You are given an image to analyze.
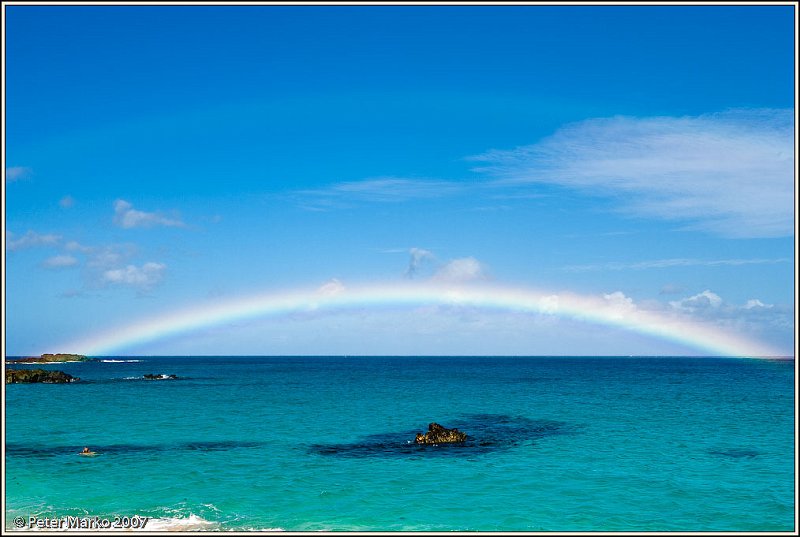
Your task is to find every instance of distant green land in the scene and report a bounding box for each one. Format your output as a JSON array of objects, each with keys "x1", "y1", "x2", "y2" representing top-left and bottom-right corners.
[{"x1": 7, "y1": 353, "x2": 91, "y2": 364}]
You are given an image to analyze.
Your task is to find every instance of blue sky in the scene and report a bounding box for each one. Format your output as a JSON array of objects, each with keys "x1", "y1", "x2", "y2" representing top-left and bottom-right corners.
[{"x1": 4, "y1": 4, "x2": 796, "y2": 356}]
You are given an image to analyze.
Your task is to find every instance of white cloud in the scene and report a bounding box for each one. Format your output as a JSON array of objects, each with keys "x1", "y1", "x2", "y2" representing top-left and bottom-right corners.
[
  {"x1": 59, "y1": 196, "x2": 75, "y2": 208},
  {"x1": 53, "y1": 240, "x2": 167, "y2": 293},
  {"x1": 432, "y1": 257, "x2": 488, "y2": 283},
  {"x1": 586, "y1": 288, "x2": 791, "y2": 350},
  {"x1": 113, "y1": 199, "x2": 184, "y2": 229},
  {"x1": 538, "y1": 295, "x2": 560, "y2": 314},
  {"x1": 471, "y1": 109, "x2": 794, "y2": 238},
  {"x1": 665, "y1": 289, "x2": 792, "y2": 340},
  {"x1": 6, "y1": 166, "x2": 32, "y2": 182},
  {"x1": 745, "y1": 299, "x2": 772, "y2": 310},
  {"x1": 43, "y1": 255, "x2": 78, "y2": 268},
  {"x1": 603, "y1": 291, "x2": 636, "y2": 318},
  {"x1": 669, "y1": 290, "x2": 723, "y2": 312},
  {"x1": 6, "y1": 230, "x2": 61, "y2": 251},
  {"x1": 102, "y1": 262, "x2": 166, "y2": 290}
]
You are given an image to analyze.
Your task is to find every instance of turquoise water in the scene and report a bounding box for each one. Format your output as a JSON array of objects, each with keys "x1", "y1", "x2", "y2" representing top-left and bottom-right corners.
[{"x1": 4, "y1": 356, "x2": 795, "y2": 531}]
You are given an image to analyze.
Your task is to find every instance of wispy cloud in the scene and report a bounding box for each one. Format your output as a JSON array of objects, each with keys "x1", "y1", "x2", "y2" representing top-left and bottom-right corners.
[
  {"x1": 56, "y1": 240, "x2": 168, "y2": 293},
  {"x1": 102, "y1": 262, "x2": 166, "y2": 290},
  {"x1": 65, "y1": 240, "x2": 94, "y2": 253},
  {"x1": 6, "y1": 230, "x2": 61, "y2": 251},
  {"x1": 43, "y1": 254, "x2": 79, "y2": 268},
  {"x1": 406, "y1": 248, "x2": 435, "y2": 279},
  {"x1": 471, "y1": 109, "x2": 794, "y2": 238},
  {"x1": 295, "y1": 177, "x2": 464, "y2": 210},
  {"x1": 113, "y1": 199, "x2": 185, "y2": 229},
  {"x1": 317, "y1": 278, "x2": 346, "y2": 296},
  {"x1": 59, "y1": 196, "x2": 75, "y2": 208},
  {"x1": 659, "y1": 283, "x2": 685, "y2": 296},
  {"x1": 85, "y1": 243, "x2": 139, "y2": 271},
  {"x1": 564, "y1": 257, "x2": 791, "y2": 272},
  {"x1": 5, "y1": 166, "x2": 32, "y2": 182}
]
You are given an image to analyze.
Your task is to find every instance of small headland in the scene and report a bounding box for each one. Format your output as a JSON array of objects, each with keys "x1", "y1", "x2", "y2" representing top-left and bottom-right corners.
[{"x1": 7, "y1": 353, "x2": 94, "y2": 364}]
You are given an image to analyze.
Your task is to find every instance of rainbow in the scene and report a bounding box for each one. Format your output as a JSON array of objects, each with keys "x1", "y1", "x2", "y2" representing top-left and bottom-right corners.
[
  {"x1": 59, "y1": 281, "x2": 780, "y2": 357},
  {"x1": 58, "y1": 282, "x2": 783, "y2": 357}
]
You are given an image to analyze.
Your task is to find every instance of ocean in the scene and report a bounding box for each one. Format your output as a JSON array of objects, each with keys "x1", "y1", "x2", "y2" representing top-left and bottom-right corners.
[{"x1": 4, "y1": 356, "x2": 795, "y2": 532}]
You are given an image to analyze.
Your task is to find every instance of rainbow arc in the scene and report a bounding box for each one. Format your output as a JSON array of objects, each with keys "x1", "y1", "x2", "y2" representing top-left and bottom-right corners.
[{"x1": 59, "y1": 283, "x2": 782, "y2": 357}]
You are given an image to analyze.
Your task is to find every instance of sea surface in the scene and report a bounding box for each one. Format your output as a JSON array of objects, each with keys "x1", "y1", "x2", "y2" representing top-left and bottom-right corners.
[{"x1": 4, "y1": 356, "x2": 795, "y2": 531}]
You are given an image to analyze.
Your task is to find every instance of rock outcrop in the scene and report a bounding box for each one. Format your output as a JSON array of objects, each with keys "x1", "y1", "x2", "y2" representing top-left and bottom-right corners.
[
  {"x1": 414, "y1": 422, "x2": 467, "y2": 444},
  {"x1": 143, "y1": 374, "x2": 178, "y2": 380},
  {"x1": 8, "y1": 353, "x2": 91, "y2": 363},
  {"x1": 6, "y1": 369, "x2": 78, "y2": 384}
]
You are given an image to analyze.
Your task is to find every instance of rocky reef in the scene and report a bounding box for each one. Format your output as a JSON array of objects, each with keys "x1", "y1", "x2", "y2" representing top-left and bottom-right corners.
[
  {"x1": 8, "y1": 353, "x2": 91, "y2": 364},
  {"x1": 143, "y1": 374, "x2": 178, "y2": 380},
  {"x1": 311, "y1": 414, "x2": 568, "y2": 458},
  {"x1": 414, "y1": 422, "x2": 468, "y2": 444},
  {"x1": 6, "y1": 369, "x2": 78, "y2": 384}
]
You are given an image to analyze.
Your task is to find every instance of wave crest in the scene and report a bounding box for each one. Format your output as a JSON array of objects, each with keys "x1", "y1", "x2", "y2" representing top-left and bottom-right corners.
[{"x1": 143, "y1": 514, "x2": 218, "y2": 531}]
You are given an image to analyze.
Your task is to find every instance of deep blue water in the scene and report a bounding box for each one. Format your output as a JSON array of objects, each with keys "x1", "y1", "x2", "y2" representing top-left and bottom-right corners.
[{"x1": 4, "y1": 356, "x2": 795, "y2": 531}]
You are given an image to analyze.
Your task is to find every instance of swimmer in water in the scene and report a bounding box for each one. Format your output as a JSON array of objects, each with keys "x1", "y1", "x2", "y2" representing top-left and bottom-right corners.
[{"x1": 79, "y1": 447, "x2": 96, "y2": 456}]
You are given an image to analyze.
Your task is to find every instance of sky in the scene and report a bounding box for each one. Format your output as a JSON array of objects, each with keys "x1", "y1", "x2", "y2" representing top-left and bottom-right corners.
[{"x1": 3, "y1": 3, "x2": 796, "y2": 357}]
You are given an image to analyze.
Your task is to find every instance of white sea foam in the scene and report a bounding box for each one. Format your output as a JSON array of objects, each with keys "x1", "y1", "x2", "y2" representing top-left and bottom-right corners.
[
  {"x1": 141, "y1": 514, "x2": 218, "y2": 531},
  {"x1": 100, "y1": 359, "x2": 143, "y2": 363}
]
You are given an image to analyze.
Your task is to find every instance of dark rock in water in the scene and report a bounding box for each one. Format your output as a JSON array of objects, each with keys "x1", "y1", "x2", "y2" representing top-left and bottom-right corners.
[
  {"x1": 414, "y1": 422, "x2": 467, "y2": 444},
  {"x1": 143, "y1": 373, "x2": 178, "y2": 380},
  {"x1": 8, "y1": 353, "x2": 92, "y2": 364},
  {"x1": 6, "y1": 369, "x2": 78, "y2": 384}
]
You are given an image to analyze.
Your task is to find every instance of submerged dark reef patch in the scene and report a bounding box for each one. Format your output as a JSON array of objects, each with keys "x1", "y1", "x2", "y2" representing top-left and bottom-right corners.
[
  {"x1": 708, "y1": 447, "x2": 762, "y2": 459},
  {"x1": 309, "y1": 414, "x2": 573, "y2": 458},
  {"x1": 5, "y1": 440, "x2": 264, "y2": 459}
]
